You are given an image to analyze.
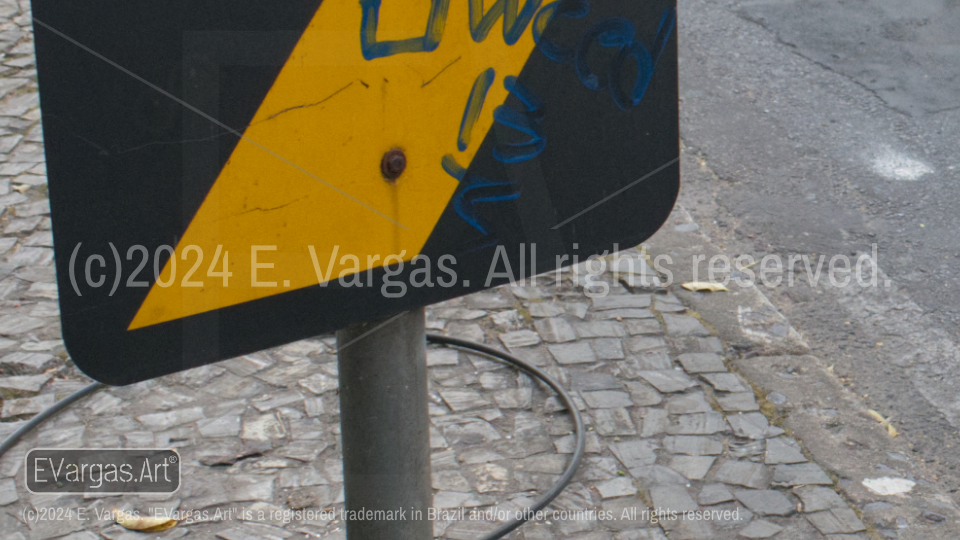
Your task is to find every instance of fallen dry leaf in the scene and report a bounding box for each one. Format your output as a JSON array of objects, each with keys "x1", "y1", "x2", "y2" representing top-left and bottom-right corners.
[
  {"x1": 867, "y1": 409, "x2": 899, "y2": 437},
  {"x1": 116, "y1": 511, "x2": 177, "y2": 532},
  {"x1": 681, "y1": 281, "x2": 728, "y2": 292}
]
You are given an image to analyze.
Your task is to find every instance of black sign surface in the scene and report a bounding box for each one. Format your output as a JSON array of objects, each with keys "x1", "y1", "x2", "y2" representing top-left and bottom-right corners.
[{"x1": 31, "y1": 0, "x2": 679, "y2": 384}]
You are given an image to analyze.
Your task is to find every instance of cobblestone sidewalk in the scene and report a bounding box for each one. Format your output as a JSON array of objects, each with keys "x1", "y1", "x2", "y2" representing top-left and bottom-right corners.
[{"x1": 0, "y1": 0, "x2": 872, "y2": 539}]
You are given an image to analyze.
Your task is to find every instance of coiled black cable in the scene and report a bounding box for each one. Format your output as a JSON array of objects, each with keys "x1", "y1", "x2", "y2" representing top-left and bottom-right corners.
[{"x1": 0, "y1": 335, "x2": 586, "y2": 540}]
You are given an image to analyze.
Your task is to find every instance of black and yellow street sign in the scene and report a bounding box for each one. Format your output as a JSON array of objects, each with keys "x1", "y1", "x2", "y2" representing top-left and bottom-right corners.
[{"x1": 33, "y1": 0, "x2": 679, "y2": 384}]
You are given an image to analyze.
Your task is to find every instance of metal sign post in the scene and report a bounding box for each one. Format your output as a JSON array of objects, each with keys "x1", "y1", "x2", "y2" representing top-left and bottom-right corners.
[{"x1": 336, "y1": 308, "x2": 431, "y2": 539}]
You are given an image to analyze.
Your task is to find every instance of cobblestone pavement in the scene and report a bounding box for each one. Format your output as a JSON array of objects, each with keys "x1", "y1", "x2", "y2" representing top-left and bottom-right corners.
[{"x1": 0, "y1": 1, "x2": 874, "y2": 539}]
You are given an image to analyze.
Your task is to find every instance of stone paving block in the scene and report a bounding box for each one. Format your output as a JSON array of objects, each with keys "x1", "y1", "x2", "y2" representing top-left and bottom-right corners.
[
  {"x1": 613, "y1": 528, "x2": 668, "y2": 540},
  {"x1": 773, "y1": 463, "x2": 833, "y2": 486},
  {"x1": 581, "y1": 390, "x2": 634, "y2": 409},
  {"x1": 713, "y1": 460, "x2": 771, "y2": 489},
  {"x1": 631, "y1": 464, "x2": 689, "y2": 487},
  {"x1": 795, "y1": 486, "x2": 846, "y2": 512},
  {"x1": 427, "y1": 348, "x2": 459, "y2": 366},
  {"x1": 667, "y1": 412, "x2": 728, "y2": 435},
  {"x1": 698, "y1": 484, "x2": 734, "y2": 505},
  {"x1": 728, "y1": 412, "x2": 786, "y2": 440},
  {"x1": 734, "y1": 489, "x2": 796, "y2": 516},
  {"x1": 499, "y1": 329, "x2": 541, "y2": 348},
  {"x1": 240, "y1": 414, "x2": 285, "y2": 441},
  {"x1": 609, "y1": 439, "x2": 658, "y2": 469},
  {"x1": 13, "y1": 198, "x2": 48, "y2": 216},
  {"x1": 661, "y1": 313, "x2": 711, "y2": 336},
  {"x1": 653, "y1": 296, "x2": 687, "y2": 313},
  {"x1": 24, "y1": 281, "x2": 57, "y2": 299},
  {"x1": 666, "y1": 392, "x2": 713, "y2": 414},
  {"x1": 765, "y1": 437, "x2": 808, "y2": 464},
  {"x1": 0, "y1": 314, "x2": 44, "y2": 335},
  {"x1": 592, "y1": 295, "x2": 651, "y2": 310},
  {"x1": 565, "y1": 302, "x2": 589, "y2": 318},
  {"x1": 623, "y1": 319, "x2": 662, "y2": 335},
  {"x1": 281, "y1": 440, "x2": 327, "y2": 462},
  {"x1": 436, "y1": 307, "x2": 487, "y2": 320},
  {"x1": 0, "y1": 190, "x2": 24, "y2": 205},
  {"x1": 535, "y1": 317, "x2": 577, "y2": 342},
  {"x1": 509, "y1": 346, "x2": 550, "y2": 366},
  {"x1": 667, "y1": 455, "x2": 715, "y2": 480},
  {"x1": 570, "y1": 371, "x2": 621, "y2": 391},
  {"x1": 472, "y1": 462, "x2": 510, "y2": 492},
  {"x1": 198, "y1": 415, "x2": 241, "y2": 437},
  {"x1": 594, "y1": 308, "x2": 655, "y2": 320},
  {"x1": 592, "y1": 408, "x2": 637, "y2": 436},
  {"x1": 493, "y1": 388, "x2": 532, "y2": 409},
  {"x1": 639, "y1": 409, "x2": 668, "y2": 436},
  {"x1": 650, "y1": 485, "x2": 698, "y2": 513},
  {"x1": 676, "y1": 352, "x2": 726, "y2": 373},
  {"x1": 663, "y1": 435, "x2": 723, "y2": 455},
  {"x1": 479, "y1": 371, "x2": 509, "y2": 389},
  {"x1": 5, "y1": 246, "x2": 52, "y2": 266},
  {"x1": 548, "y1": 342, "x2": 597, "y2": 364},
  {"x1": 520, "y1": 454, "x2": 569, "y2": 475},
  {"x1": 640, "y1": 352, "x2": 677, "y2": 372},
  {"x1": 738, "y1": 519, "x2": 784, "y2": 538},
  {"x1": 528, "y1": 302, "x2": 564, "y2": 317},
  {"x1": 1, "y1": 392, "x2": 52, "y2": 417},
  {"x1": 625, "y1": 335, "x2": 668, "y2": 353},
  {"x1": 448, "y1": 322, "x2": 485, "y2": 343},
  {"x1": 0, "y1": 373, "x2": 48, "y2": 393},
  {"x1": 590, "y1": 338, "x2": 625, "y2": 360},
  {"x1": 0, "y1": 477, "x2": 17, "y2": 505},
  {"x1": 701, "y1": 372, "x2": 749, "y2": 393},
  {"x1": 467, "y1": 292, "x2": 512, "y2": 309},
  {"x1": 716, "y1": 392, "x2": 760, "y2": 412},
  {"x1": 252, "y1": 391, "x2": 304, "y2": 411},
  {"x1": 657, "y1": 512, "x2": 718, "y2": 539},
  {"x1": 637, "y1": 370, "x2": 696, "y2": 392},
  {"x1": 439, "y1": 390, "x2": 492, "y2": 412},
  {"x1": 442, "y1": 419, "x2": 502, "y2": 445},
  {"x1": 624, "y1": 381, "x2": 662, "y2": 406},
  {"x1": 805, "y1": 507, "x2": 867, "y2": 534},
  {"x1": 596, "y1": 477, "x2": 638, "y2": 499},
  {"x1": 434, "y1": 490, "x2": 495, "y2": 508},
  {"x1": 573, "y1": 320, "x2": 626, "y2": 338}
]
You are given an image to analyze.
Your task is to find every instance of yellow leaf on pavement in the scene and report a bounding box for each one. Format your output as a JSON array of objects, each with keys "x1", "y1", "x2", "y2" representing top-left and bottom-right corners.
[
  {"x1": 681, "y1": 282, "x2": 729, "y2": 292},
  {"x1": 116, "y1": 511, "x2": 177, "y2": 532},
  {"x1": 867, "y1": 409, "x2": 899, "y2": 437}
]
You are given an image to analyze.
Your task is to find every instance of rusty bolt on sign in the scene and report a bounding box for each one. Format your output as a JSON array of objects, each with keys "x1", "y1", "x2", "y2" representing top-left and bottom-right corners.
[{"x1": 381, "y1": 149, "x2": 406, "y2": 181}]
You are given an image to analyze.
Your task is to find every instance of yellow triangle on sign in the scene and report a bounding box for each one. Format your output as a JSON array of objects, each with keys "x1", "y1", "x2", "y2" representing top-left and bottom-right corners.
[{"x1": 130, "y1": 0, "x2": 542, "y2": 330}]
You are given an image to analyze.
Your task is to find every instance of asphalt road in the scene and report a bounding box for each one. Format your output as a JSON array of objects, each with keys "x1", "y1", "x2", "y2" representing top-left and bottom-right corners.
[{"x1": 676, "y1": 0, "x2": 960, "y2": 495}]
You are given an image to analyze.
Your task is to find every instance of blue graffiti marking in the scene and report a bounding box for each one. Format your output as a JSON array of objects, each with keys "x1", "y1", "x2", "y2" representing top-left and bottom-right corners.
[
  {"x1": 609, "y1": 41, "x2": 654, "y2": 111},
  {"x1": 607, "y1": 9, "x2": 675, "y2": 110},
  {"x1": 574, "y1": 18, "x2": 635, "y2": 91},
  {"x1": 651, "y1": 8, "x2": 676, "y2": 64},
  {"x1": 533, "y1": 7, "x2": 675, "y2": 110},
  {"x1": 493, "y1": 76, "x2": 546, "y2": 163},
  {"x1": 441, "y1": 154, "x2": 467, "y2": 180},
  {"x1": 360, "y1": 0, "x2": 450, "y2": 60},
  {"x1": 532, "y1": 0, "x2": 590, "y2": 64},
  {"x1": 458, "y1": 68, "x2": 497, "y2": 151},
  {"x1": 453, "y1": 175, "x2": 521, "y2": 235},
  {"x1": 469, "y1": 0, "x2": 544, "y2": 45}
]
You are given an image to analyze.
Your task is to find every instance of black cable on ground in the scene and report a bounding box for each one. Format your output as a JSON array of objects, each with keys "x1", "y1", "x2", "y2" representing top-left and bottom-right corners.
[
  {"x1": 0, "y1": 381, "x2": 104, "y2": 455},
  {"x1": 0, "y1": 336, "x2": 585, "y2": 540},
  {"x1": 427, "y1": 334, "x2": 587, "y2": 540}
]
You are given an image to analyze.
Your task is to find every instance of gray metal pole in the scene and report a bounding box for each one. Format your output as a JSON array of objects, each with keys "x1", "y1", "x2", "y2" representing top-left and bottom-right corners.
[{"x1": 336, "y1": 308, "x2": 432, "y2": 540}]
